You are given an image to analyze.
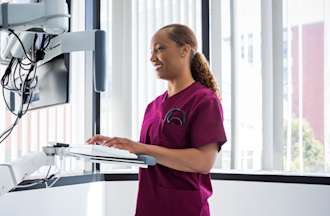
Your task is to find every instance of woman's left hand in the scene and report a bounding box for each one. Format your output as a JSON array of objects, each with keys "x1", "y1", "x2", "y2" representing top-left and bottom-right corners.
[{"x1": 103, "y1": 137, "x2": 146, "y2": 155}]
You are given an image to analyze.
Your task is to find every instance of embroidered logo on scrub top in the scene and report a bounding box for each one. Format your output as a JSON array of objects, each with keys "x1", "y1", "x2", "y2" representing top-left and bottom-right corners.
[{"x1": 164, "y1": 107, "x2": 186, "y2": 126}]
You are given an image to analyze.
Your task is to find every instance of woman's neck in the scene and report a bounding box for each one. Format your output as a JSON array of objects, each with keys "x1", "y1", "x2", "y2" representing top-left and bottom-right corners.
[{"x1": 167, "y1": 75, "x2": 195, "y2": 97}]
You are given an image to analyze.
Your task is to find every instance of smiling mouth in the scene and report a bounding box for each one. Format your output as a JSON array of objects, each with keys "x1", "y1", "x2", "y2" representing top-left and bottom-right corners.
[{"x1": 154, "y1": 65, "x2": 163, "y2": 71}]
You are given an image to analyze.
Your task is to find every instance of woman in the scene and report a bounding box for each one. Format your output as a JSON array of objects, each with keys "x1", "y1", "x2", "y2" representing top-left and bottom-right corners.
[{"x1": 87, "y1": 24, "x2": 227, "y2": 216}]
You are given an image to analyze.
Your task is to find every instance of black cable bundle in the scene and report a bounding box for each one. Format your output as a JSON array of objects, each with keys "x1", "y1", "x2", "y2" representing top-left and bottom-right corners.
[{"x1": 0, "y1": 29, "x2": 50, "y2": 144}]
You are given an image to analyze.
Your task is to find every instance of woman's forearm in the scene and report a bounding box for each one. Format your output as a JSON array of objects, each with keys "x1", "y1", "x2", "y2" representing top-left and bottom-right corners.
[{"x1": 140, "y1": 143, "x2": 216, "y2": 174}]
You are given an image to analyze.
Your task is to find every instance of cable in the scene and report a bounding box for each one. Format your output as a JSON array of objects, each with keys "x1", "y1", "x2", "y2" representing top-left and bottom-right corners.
[
  {"x1": 0, "y1": 117, "x2": 19, "y2": 138},
  {"x1": 14, "y1": 164, "x2": 54, "y2": 189},
  {"x1": 18, "y1": 59, "x2": 31, "y2": 66},
  {"x1": 7, "y1": 29, "x2": 36, "y2": 63},
  {"x1": 42, "y1": 35, "x2": 52, "y2": 50},
  {"x1": 0, "y1": 57, "x2": 36, "y2": 143},
  {"x1": 0, "y1": 60, "x2": 37, "y2": 117},
  {"x1": 1, "y1": 57, "x2": 15, "y2": 87},
  {"x1": 17, "y1": 64, "x2": 35, "y2": 115},
  {"x1": 45, "y1": 164, "x2": 52, "y2": 179},
  {"x1": 19, "y1": 61, "x2": 32, "y2": 71},
  {"x1": 0, "y1": 30, "x2": 41, "y2": 144},
  {"x1": 12, "y1": 60, "x2": 21, "y2": 91},
  {"x1": 1, "y1": 84, "x2": 19, "y2": 116},
  {"x1": 17, "y1": 61, "x2": 25, "y2": 84},
  {"x1": 14, "y1": 179, "x2": 45, "y2": 189},
  {"x1": 0, "y1": 73, "x2": 25, "y2": 143},
  {"x1": 0, "y1": 116, "x2": 19, "y2": 144}
]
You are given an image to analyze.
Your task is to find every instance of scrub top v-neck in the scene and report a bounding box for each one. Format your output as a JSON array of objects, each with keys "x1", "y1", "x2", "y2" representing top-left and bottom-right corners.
[{"x1": 135, "y1": 81, "x2": 227, "y2": 216}]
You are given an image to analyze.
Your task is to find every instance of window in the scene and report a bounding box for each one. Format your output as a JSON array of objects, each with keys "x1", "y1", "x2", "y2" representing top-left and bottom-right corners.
[
  {"x1": 99, "y1": 0, "x2": 330, "y2": 175},
  {"x1": 212, "y1": 0, "x2": 262, "y2": 170},
  {"x1": 211, "y1": 0, "x2": 330, "y2": 175},
  {"x1": 283, "y1": 0, "x2": 330, "y2": 173},
  {"x1": 210, "y1": 0, "x2": 232, "y2": 169}
]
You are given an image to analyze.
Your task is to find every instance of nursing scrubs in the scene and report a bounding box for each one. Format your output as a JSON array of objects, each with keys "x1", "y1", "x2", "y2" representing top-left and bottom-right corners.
[{"x1": 135, "y1": 81, "x2": 227, "y2": 216}]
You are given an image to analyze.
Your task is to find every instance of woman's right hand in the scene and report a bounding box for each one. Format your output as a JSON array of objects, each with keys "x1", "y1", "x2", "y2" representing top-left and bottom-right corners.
[{"x1": 86, "y1": 135, "x2": 111, "y2": 145}]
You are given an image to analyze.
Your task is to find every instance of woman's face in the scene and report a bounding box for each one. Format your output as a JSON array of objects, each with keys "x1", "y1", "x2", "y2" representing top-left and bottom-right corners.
[{"x1": 150, "y1": 30, "x2": 188, "y2": 80}]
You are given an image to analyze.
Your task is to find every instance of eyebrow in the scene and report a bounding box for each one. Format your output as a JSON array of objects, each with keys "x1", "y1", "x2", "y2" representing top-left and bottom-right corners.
[
  {"x1": 150, "y1": 42, "x2": 163, "y2": 50},
  {"x1": 151, "y1": 42, "x2": 160, "y2": 47}
]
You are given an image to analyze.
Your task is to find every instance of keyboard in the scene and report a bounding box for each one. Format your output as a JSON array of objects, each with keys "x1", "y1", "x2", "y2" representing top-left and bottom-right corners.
[{"x1": 69, "y1": 144, "x2": 138, "y2": 159}]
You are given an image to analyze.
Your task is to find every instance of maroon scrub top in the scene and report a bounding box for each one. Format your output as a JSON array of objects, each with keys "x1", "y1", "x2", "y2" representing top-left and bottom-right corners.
[{"x1": 135, "y1": 82, "x2": 227, "y2": 216}]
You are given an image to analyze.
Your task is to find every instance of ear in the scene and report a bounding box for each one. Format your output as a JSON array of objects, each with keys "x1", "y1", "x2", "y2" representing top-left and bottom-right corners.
[{"x1": 180, "y1": 44, "x2": 191, "y2": 58}]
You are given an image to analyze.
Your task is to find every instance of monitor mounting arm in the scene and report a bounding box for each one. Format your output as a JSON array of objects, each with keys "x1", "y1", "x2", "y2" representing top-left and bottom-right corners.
[{"x1": 0, "y1": 0, "x2": 69, "y2": 34}]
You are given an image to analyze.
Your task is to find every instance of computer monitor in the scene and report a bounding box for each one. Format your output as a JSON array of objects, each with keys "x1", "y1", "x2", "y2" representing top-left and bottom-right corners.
[
  {"x1": 8, "y1": 53, "x2": 70, "y2": 112},
  {"x1": 4, "y1": 0, "x2": 71, "y2": 113}
]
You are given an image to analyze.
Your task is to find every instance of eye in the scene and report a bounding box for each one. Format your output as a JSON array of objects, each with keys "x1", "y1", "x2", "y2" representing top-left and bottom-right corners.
[
  {"x1": 150, "y1": 45, "x2": 166, "y2": 56},
  {"x1": 155, "y1": 46, "x2": 165, "y2": 52}
]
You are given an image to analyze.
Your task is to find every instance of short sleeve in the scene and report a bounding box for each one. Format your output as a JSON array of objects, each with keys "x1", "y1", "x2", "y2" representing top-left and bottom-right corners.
[
  {"x1": 189, "y1": 96, "x2": 227, "y2": 151},
  {"x1": 139, "y1": 103, "x2": 152, "y2": 143}
]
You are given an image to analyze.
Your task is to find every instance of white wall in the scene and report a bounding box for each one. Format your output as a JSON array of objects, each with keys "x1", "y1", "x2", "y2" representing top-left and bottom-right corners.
[
  {"x1": 1, "y1": 180, "x2": 329, "y2": 216},
  {"x1": 209, "y1": 180, "x2": 330, "y2": 216},
  {"x1": 105, "y1": 181, "x2": 138, "y2": 216},
  {"x1": 105, "y1": 180, "x2": 330, "y2": 216}
]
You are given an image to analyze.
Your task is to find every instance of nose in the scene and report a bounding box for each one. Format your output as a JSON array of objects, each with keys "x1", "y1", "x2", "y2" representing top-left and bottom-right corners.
[{"x1": 150, "y1": 51, "x2": 157, "y2": 63}]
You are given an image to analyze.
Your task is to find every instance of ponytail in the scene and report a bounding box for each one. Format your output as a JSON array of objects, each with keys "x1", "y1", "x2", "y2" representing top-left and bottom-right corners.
[{"x1": 191, "y1": 52, "x2": 220, "y2": 97}]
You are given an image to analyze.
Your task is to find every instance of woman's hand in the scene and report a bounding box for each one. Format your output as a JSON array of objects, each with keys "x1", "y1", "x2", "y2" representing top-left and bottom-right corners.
[
  {"x1": 86, "y1": 135, "x2": 146, "y2": 155},
  {"x1": 86, "y1": 135, "x2": 111, "y2": 145},
  {"x1": 104, "y1": 137, "x2": 146, "y2": 155}
]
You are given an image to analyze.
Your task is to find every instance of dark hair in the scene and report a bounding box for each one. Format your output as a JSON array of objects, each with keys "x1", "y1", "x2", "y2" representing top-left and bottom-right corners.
[{"x1": 160, "y1": 24, "x2": 220, "y2": 97}]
